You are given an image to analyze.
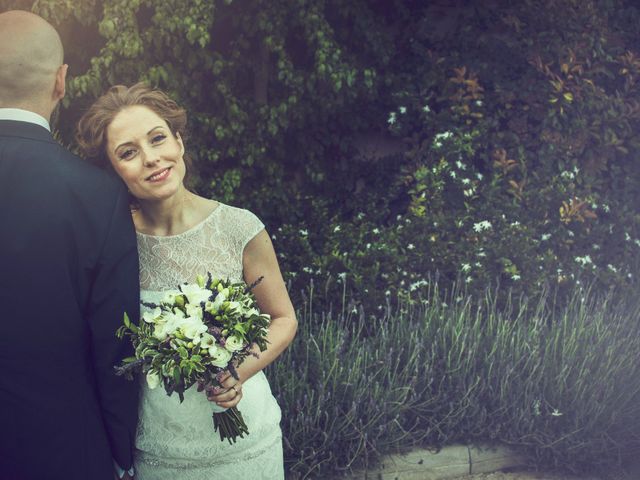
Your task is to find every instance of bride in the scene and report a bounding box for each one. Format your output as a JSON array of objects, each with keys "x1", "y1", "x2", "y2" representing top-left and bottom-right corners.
[{"x1": 76, "y1": 83, "x2": 297, "y2": 479}]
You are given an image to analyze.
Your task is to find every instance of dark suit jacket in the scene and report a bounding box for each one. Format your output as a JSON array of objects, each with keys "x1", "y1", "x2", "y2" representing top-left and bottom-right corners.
[{"x1": 0, "y1": 120, "x2": 140, "y2": 480}]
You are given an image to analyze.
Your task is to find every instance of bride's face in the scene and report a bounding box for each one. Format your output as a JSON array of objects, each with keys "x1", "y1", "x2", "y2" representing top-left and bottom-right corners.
[{"x1": 106, "y1": 105, "x2": 186, "y2": 203}]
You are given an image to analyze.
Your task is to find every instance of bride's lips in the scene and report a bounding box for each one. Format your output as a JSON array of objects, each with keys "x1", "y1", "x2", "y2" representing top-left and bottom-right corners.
[{"x1": 146, "y1": 167, "x2": 172, "y2": 182}]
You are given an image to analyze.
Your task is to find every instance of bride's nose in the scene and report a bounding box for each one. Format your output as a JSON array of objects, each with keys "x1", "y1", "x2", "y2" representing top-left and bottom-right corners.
[{"x1": 142, "y1": 147, "x2": 160, "y2": 167}]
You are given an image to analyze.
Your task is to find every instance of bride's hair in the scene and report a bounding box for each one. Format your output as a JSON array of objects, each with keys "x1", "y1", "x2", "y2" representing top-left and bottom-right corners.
[{"x1": 76, "y1": 82, "x2": 192, "y2": 173}]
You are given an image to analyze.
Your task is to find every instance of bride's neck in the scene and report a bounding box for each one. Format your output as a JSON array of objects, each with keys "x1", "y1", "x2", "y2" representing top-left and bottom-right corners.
[{"x1": 135, "y1": 189, "x2": 196, "y2": 236}]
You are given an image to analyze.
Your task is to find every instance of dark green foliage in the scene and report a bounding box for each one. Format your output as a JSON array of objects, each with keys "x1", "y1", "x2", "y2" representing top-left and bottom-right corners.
[{"x1": 6, "y1": 0, "x2": 640, "y2": 308}]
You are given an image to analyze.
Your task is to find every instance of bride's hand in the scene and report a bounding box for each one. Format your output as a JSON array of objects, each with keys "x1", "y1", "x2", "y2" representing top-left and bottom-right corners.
[{"x1": 206, "y1": 371, "x2": 243, "y2": 408}]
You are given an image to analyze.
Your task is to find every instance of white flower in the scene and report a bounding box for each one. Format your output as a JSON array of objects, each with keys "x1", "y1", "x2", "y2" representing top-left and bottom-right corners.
[
  {"x1": 372, "y1": 228, "x2": 380, "y2": 234},
  {"x1": 463, "y1": 189, "x2": 475, "y2": 197},
  {"x1": 551, "y1": 409, "x2": 563, "y2": 417},
  {"x1": 337, "y1": 272, "x2": 347, "y2": 281},
  {"x1": 387, "y1": 112, "x2": 397, "y2": 125},
  {"x1": 461, "y1": 263, "x2": 471, "y2": 273},
  {"x1": 185, "y1": 302, "x2": 203, "y2": 320},
  {"x1": 224, "y1": 335, "x2": 245, "y2": 352},
  {"x1": 333, "y1": 225, "x2": 341, "y2": 233},
  {"x1": 607, "y1": 264, "x2": 618, "y2": 273},
  {"x1": 407, "y1": 244, "x2": 415, "y2": 250},
  {"x1": 142, "y1": 307, "x2": 162, "y2": 324},
  {"x1": 434, "y1": 131, "x2": 453, "y2": 141},
  {"x1": 180, "y1": 283, "x2": 212, "y2": 305},
  {"x1": 473, "y1": 221, "x2": 492, "y2": 233},
  {"x1": 162, "y1": 289, "x2": 183, "y2": 305},
  {"x1": 423, "y1": 104, "x2": 431, "y2": 113},
  {"x1": 626, "y1": 232, "x2": 632, "y2": 241},
  {"x1": 461, "y1": 178, "x2": 471, "y2": 185},
  {"x1": 179, "y1": 316, "x2": 208, "y2": 341},
  {"x1": 541, "y1": 233, "x2": 551, "y2": 241},
  {"x1": 574, "y1": 255, "x2": 593, "y2": 267},
  {"x1": 476, "y1": 173, "x2": 483, "y2": 180},
  {"x1": 398, "y1": 106, "x2": 407, "y2": 114},
  {"x1": 450, "y1": 170, "x2": 457, "y2": 179},
  {"x1": 475, "y1": 100, "x2": 483, "y2": 106},
  {"x1": 456, "y1": 161, "x2": 467, "y2": 170},
  {"x1": 511, "y1": 274, "x2": 521, "y2": 281},
  {"x1": 146, "y1": 370, "x2": 162, "y2": 390},
  {"x1": 465, "y1": 276, "x2": 473, "y2": 283},
  {"x1": 208, "y1": 344, "x2": 233, "y2": 368},
  {"x1": 602, "y1": 204, "x2": 610, "y2": 213},
  {"x1": 561, "y1": 170, "x2": 575, "y2": 180},
  {"x1": 299, "y1": 229, "x2": 308, "y2": 236},
  {"x1": 200, "y1": 333, "x2": 216, "y2": 349}
]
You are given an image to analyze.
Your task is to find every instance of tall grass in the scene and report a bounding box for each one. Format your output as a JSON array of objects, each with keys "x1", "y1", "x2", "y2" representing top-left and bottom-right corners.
[{"x1": 266, "y1": 281, "x2": 640, "y2": 479}]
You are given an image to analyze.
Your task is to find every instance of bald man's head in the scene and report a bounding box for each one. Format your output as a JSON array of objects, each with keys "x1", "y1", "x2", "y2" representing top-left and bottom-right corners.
[{"x1": 0, "y1": 10, "x2": 65, "y2": 111}]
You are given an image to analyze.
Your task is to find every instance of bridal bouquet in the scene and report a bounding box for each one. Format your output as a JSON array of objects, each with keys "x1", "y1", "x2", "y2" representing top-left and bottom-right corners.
[{"x1": 115, "y1": 273, "x2": 271, "y2": 444}]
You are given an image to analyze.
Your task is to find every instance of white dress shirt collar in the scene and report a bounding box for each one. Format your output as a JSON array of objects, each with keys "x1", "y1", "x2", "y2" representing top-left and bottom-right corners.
[{"x1": 0, "y1": 108, "x2": 51, "y2": 132}]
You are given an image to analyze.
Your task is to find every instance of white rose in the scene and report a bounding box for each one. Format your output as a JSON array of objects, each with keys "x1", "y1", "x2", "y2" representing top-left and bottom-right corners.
[
  {"x1": 146, "y1": 370, "x2": 162, "y2": 389},
  {"x1": 142, "y1": 307, "x2": 162, "y2": 324},
  {"x1": 180, "y1": 283, "x2": 212, "y2": 305},
  {"x1": 224, "y1": 335, "x2": 245, "y2": 352},
  {"x1": 208, "y1": 344, "x2": 232, "y2": 368}
]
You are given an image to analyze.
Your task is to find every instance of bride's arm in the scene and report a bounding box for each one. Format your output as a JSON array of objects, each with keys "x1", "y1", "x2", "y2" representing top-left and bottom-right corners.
[{"x1": 208, "y1": 229, "x2": 297, "y2": 408}]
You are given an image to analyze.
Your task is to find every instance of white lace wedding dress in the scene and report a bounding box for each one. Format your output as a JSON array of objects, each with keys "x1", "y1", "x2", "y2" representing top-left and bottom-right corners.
[{"x1": 133, "y1": 203, "x2": 284, "y2": 480}]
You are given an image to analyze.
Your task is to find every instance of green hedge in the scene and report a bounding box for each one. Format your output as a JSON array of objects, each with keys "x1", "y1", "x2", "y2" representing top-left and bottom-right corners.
[
  {"x1": 4, "y1": 0, "x2": 640, "y2": 306},
  {"x1": 269, "y1": 280, "x2": 640, "y2": 478}
]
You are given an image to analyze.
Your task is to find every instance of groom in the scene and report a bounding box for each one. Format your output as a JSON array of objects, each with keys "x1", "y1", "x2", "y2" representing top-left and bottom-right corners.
[{"x1": 0, "y1": 11, "x2": 139, "y2": 480}]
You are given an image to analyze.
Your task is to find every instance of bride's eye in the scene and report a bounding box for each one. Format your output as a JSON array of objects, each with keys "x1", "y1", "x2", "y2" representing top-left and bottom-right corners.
[
  {"x1": 152, "y1": 134, "x2": 167, "y2": 143},
  {"x1": 119, "y1": 148, "x2": 136, "y2": 160}
]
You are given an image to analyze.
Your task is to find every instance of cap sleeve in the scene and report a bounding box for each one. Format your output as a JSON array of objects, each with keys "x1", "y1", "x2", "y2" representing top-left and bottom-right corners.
[{"x1": 240, "y1": 208, "x2": 265, "y2": 250}]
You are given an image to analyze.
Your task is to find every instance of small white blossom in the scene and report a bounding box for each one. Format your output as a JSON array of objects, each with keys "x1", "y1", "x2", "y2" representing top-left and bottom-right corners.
[
  {"x1": 337, "y1": 272, "x2": 347, "y2": 281},
  {"x1": 407, "y1": 243, "x2": 415, "y2": 250},
  {"x1": 551, "y1": 409, "x2": 563, "y2": 417},
  {"x1": 461, "y1": 178, "x2": 471, "y2": 185},
  {"x1": 541, "y1": 233, "x2": 551, "y2": 241},
  {"x1": 465, "y1": 276, "x2": 473, "y2": 283},
  {"x1": 592, "y1": 243, "x2": 600, "y2": 250},
  {"x1": 373, "y1": 228, "x2": 380, "y2": 234},
  {"x1": 607, "y1": 264, "x2": 618, "y2": 273},
  {"x1": 461, "y1": 263, "x2": 471, "y2": 273},
  {"x1": 450, "y1": 170, "x2": 457, "y2": 179},
  {"x1": 475, "y1": 100, "x2": 483, "y2": 107},
  {"x1": 423, "y1": 104, "x2": 431, "y2": 113},
  {"x1": 473, "y1": 221, "x2": 492, "y2": 233},
  {"x1": 602, "y1": 204, "x2": 610, "y2": 213},
  {"x1": 574, "y1": 255, "x2": 593, "y2": 267},
  {"x1": 299, "y1": 229, "x2": 308, "y2": 236},
  {"x1": 561, "y1": 170, "x2": 575, "y2": 181},
  {"x1": 511, "y1": 274, "x2": 521, "y2": 281},
  {"x1": 476, "y1": 173, "x2": 483, "y2": 180},
  {"x1": 456, "y1": 160, "x2": 467, "y2": 170},
  {"x1": 387, "y1": 112, "x2": 397, "y2": 125},
  {"x1": 464, "y1": 188, "x2": 475, "y2": 197},
  {"x1": 333, "y1": 225, "x2": 341, "y2": 232},
  {"x1": 510, "y1": 221, "x2": 520, "y2": 226},
  {"x1": 625, "y1": 232, "x2": 632, "y2": 241},
  {"x1": 398, "y1": 106, "x2": 407, "y2": 114},
  {"x1": 434, "y1": 131, "x2": 453, "y2": 141}
]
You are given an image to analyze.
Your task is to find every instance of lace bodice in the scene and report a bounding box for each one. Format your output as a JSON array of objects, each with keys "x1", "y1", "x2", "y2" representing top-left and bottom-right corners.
[
  {"x1": 133, "y1": 203, "x2": 284, "y2": 480},
  {"x1": 137, "y1": 202, "x2": 264, "y2": 290}
]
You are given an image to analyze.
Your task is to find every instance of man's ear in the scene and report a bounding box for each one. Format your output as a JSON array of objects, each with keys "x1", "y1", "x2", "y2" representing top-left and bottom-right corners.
[{"x1": 53, "y1": 64, "x2": 68, "y2": 102}]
